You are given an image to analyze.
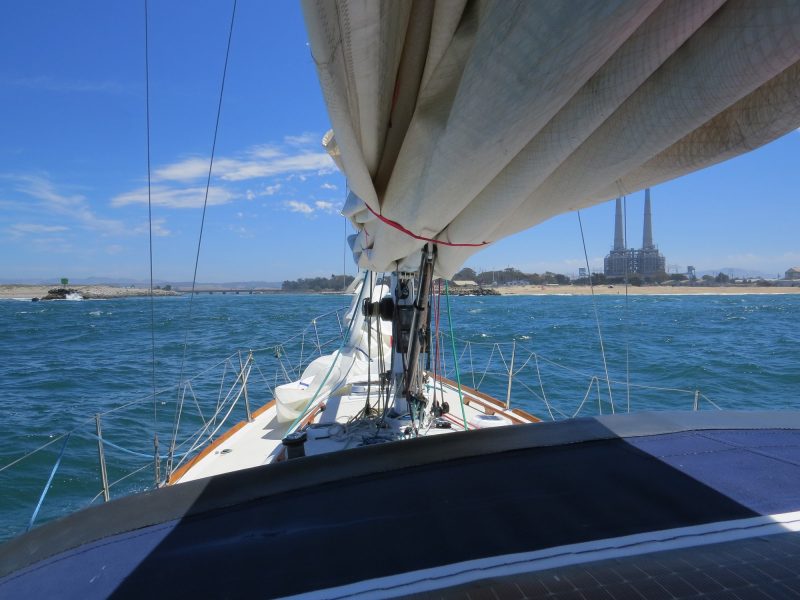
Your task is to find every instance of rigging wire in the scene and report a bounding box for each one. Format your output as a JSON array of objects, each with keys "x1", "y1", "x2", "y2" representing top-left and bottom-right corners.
[
  {"x1": 0, "y1": 433, "x2": 69, "y2": 475},
  {"x1": 432, "y1": 279, "x2": 442, "y2": 408},
  {"x1": 143, "y1": 0, "x2": 160, "y2": 481},
  {"x1": 577, "y1": 210, "x2": 615, "y2": 413},
  {"x1": 374, "y1": 276, "x2": 384, "y2": 421},
  {"x1": 343, "y1": 215, "x2": 347, "y2": 291},
  {"x1": 623, "y1": 195, "x2": 631, "y2": 413},
  {"x1": 444, "y1": 281, "x2": 469, "y2": 430},
  {"x1": 365, "y1": 271, "x2": 373, "y2": 416},
  {"x1": 168, "y1": 0, "x2": 238, "y2": 475}
]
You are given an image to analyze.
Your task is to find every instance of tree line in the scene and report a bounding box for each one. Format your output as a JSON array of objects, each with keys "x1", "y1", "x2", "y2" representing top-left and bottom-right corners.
[
  {"x1": 453, "y1": 267, "x2": 571, "y2": 286},
  {"x1": 282, "y1": 274, "x2": 355, "y2": 292},
  {"x1": 283, "y1": 268, "x2": 766, "y2": 291},
  {"x1": 454, "y1": 267, "x2": 772, "y2": 287}
]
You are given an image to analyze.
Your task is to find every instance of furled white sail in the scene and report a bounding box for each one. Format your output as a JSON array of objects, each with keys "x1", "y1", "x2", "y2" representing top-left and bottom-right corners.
[{"x1": 302, "y1": 0, "x2": 800, "y2": 277}]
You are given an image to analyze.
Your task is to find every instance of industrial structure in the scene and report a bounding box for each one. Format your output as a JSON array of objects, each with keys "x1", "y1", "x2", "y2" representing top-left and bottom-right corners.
[{"x1": 604, "y1": 189, "x2": 666, "y2": 280}]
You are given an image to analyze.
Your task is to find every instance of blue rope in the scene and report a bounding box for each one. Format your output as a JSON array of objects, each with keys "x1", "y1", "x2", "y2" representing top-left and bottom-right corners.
[{"x1": 28, "y1": 433, "x2": 71, "y2": 531}]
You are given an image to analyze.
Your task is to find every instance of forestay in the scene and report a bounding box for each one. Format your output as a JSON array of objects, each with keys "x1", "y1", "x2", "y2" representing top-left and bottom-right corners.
[{"x1": 302, "y1": 0, "x2": 800, "y2": 277}]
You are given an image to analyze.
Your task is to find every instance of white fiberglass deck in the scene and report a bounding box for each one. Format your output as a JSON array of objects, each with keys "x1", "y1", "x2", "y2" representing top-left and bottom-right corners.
[{"x1": 173, "y1": 374, "x2": 539, "y2": 484}]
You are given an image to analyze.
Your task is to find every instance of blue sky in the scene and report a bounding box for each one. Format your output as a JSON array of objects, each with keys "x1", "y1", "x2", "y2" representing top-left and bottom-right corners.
[{"x1": 1, "y1": 2, "x2": 799, "y2": 283}]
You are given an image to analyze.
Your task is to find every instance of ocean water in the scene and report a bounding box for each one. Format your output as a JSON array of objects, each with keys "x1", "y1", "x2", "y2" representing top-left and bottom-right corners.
[{"x1": 1, "y1": 292, "x2": 799, "y2": 541}]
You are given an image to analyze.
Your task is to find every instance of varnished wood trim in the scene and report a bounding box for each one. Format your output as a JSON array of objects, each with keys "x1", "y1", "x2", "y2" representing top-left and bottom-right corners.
[
  {"x1": 443, "y1": 412, "x2": 468, "y2": 430},
  {"x1": 511, "y1": 407, "x2": 541, "y2": 423},
  {"x1": 252, "y1": 399, "x2": 276, "y2": 419},
  {"x1": 168, "y1": 420, "x2": 248, "y2": 484},
  {"x1": 434, "y1": 374, "x2": 538, "y2": 425},
  {"x1": 436, "y1": 375, "x2": 505, "y2": 408},
  {"x1": 299, "y1": 402, "x2": 325, "y2": 428}
]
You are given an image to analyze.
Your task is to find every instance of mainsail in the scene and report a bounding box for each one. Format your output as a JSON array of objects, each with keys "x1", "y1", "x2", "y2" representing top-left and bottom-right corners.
[{"x1": 302, "y1": 0, "x2": 800, "y2": 277}]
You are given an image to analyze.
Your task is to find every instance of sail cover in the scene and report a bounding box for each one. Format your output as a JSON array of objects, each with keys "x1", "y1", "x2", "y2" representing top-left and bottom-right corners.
[{"x1": 302, "y1": 0, "x2": 800, "y2": 277}]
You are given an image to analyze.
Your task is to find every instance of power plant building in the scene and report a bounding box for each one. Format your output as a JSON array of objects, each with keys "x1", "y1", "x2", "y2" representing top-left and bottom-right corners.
[{"x1": 604, "y1": 189, "x2": 666, "y2": 280}]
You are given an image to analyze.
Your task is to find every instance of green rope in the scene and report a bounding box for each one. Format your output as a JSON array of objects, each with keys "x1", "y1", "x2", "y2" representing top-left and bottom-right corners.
[
  {"x1": 287, "y1": 270, "x2": 369, "y2": 433},
  {"x1": 444, "y1": 281, "x2": 469, "y2": 430}
]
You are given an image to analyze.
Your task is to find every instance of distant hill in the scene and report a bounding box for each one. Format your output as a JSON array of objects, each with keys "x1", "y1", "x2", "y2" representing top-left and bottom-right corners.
[
  {"x1": 0, "y1": 277, "x2": 282, "y2": 289},
  {"x1": 0, "y1": 276, "x2": 143, "y2": 286}
]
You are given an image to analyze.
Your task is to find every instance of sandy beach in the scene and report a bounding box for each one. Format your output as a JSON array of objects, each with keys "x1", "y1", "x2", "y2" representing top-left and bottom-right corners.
[
  {"x1": 496, "y1": 284, "x2": 800, "y2": 296},
  {"x1": 0, "y1": 285, "x2": 179, "y2": 300},
  {"x1": 3, "y1": 283, "x2": 799, "y2": 299}
]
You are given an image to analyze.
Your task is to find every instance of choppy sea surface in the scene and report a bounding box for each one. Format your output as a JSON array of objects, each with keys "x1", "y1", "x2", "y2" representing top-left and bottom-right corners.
[{"x1": 1, "y1": 292, "x2": 799, "y2": 541}]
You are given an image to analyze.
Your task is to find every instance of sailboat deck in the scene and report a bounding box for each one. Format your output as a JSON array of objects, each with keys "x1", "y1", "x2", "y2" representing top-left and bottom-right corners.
[
  {"x1": 173, "y1": 375, "x2": 538, "y2": 484},
  {"x1": 169, "y1": 401, "x2": 291, "y2": 483}
]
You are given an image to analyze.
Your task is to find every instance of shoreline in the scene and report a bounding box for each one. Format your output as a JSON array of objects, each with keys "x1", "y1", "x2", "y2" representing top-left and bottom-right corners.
[
  {"x1": 494, "y1": 284, "x2": 800, "y2": 296},
  {"x1": 0, "y1": 285, "x2": 180, "y2": 300},
  {"x1": 4, "y1": 283, "x2": 800, "y2": 299}
]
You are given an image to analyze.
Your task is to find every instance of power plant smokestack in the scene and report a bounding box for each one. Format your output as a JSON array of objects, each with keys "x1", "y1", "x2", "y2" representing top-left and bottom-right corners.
[
  {"x1": 606, "y1": 187, "x2": 666, "y2": 279},
  {"x1": 613, "y1": 197, "x2": 624, "y2": 250},
  {"x1": 643, "y1": 188, "x2": 653, "y2": 249}
]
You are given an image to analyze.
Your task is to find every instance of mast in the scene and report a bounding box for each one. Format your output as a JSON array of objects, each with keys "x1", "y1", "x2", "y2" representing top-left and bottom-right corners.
[
  {"x1": 643, "y1": 188, "x2": 654, "y2": 249},
  {"x1": 403, "y1": 245, "x2": 434, "y2": 401},
  {"x1": 364, "y1": 245, "x2": 436, "y2": 427}
]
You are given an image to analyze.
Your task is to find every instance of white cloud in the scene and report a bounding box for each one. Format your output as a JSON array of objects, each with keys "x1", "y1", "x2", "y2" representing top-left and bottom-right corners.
[
  {"x1": 111, "y1": 185, "x2": 235, "y2": 209},
  {"x1": 314, "y1": 200, "x2": 339, "y2": 215},
  {"x1": 152, "y1": 158, "x2": 209, "y2": 182},
  {"x1": 7, "y1": 174, "x2": 125, "y2": 235},
  {"x1": 152, "y1": 145, "x2": 335, "y2": 183},
  {"x1": 261, "y1": 184, "x2": 281, "y2": 196},
  {"x1": 320, "y1": 183, "x2": 338, "y2": 190},
  {"x1": 24, "y1": 236, "x2": 73, "y2": 253},
  {"x1": 153, "y1": 220, "x2": 171, "y2": 237},
  {"x1": 281, "y1": 199, "x2": 341, "y2": 217},
  {"x1": 284, "y1": 200, "x2": 315, "y2": 215},
  {"x1": 132, "y1": 218, "x2": 171, "y2": 237},
  {"x1": 8, "y1": 223, "x2": 68, "y2": 234},
  {"x1": 105, "y1": 244, "x2": 124, "y2": 255},
  {"x1": 284, "y1": 133, "x2": 319, "y2": 147},
  {"x1": 4, "y1": 76, "x2": 129, "y2": 94},
  {"x1": 246, "y1": 189, "x2": 255, "y2": 201},
  {"x1": 227, "y1": 224, "x2": 252, "y2": 238}
]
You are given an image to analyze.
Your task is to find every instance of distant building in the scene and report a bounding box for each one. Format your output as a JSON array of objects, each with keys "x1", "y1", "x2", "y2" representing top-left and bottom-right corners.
[
  {"x1": 786, "y1": 267, "x2": 800, "y2": 280},
  {"x1": 604, "y1": 189, "x2": 666, "y2": 280},
  {"x1": 452, "y1": 280, "x2": 478, "y2": 287}
]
